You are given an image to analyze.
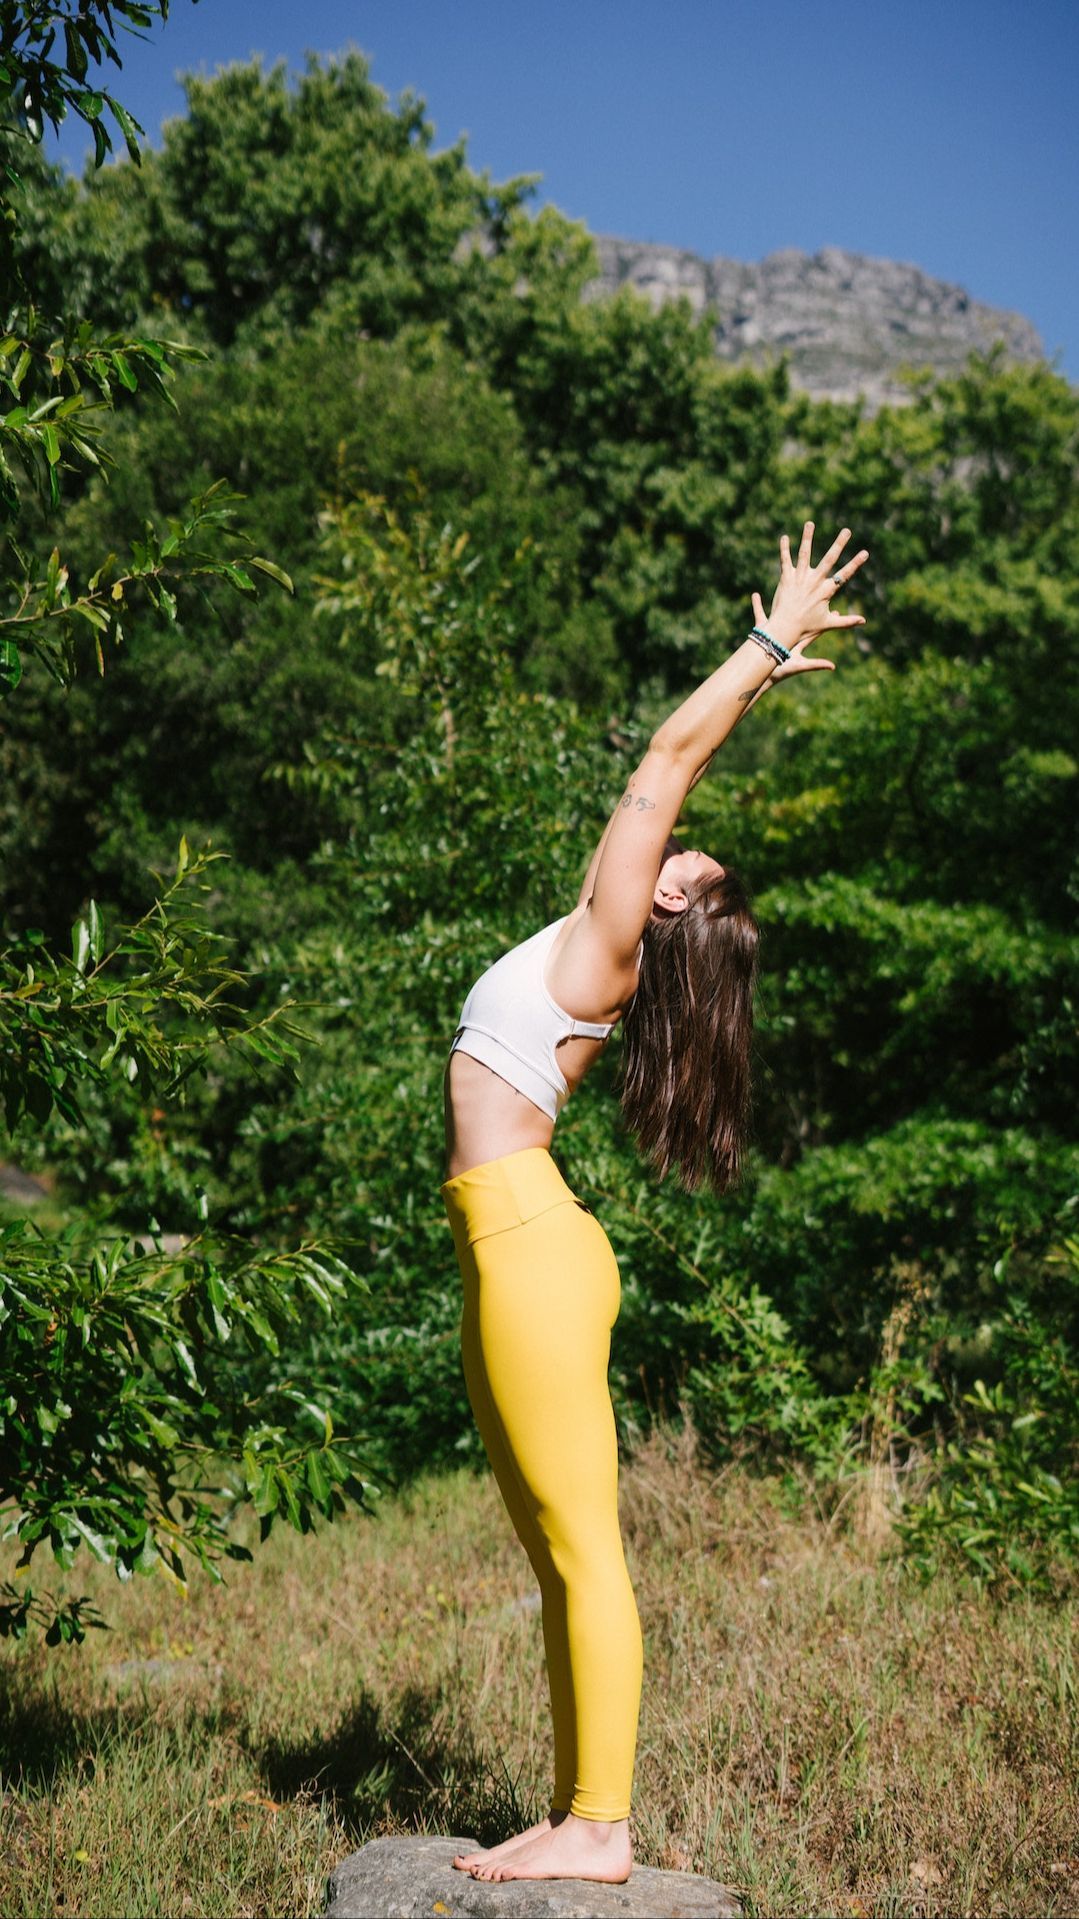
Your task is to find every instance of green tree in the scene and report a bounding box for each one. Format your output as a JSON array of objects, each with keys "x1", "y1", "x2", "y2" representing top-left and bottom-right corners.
[
  {"x1": 1, "y1": 5, "x2": 294, "y2": 700},
  {"x1": 0, "y1": 849, "x2": 370, "y2": 1643},
  {"x1": 18, "y1": 49, "x2": 535, "y2": 349},
  {"x1": 0, "y1": 3, "x2": 372, "y2": 1639},
  {"x1": 2, "y1": 20, "x2": 1076, "y2": 1590}
]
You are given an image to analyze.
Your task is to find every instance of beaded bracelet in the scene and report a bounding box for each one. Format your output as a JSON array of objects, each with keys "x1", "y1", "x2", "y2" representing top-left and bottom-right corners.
[{"x1": 747, "y1": 623, "x2": 791, "y2": 665}]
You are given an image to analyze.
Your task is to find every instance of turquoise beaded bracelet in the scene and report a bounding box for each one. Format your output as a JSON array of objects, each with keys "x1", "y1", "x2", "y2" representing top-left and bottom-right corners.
[{"x1": 748, "y1": 624, "x2": 791, "y2": 665}]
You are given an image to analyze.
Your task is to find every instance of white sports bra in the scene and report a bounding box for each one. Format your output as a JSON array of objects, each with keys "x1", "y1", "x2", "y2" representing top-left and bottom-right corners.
[{"x1": 449, "y1": 917, "x2": 614, "y2": 1122}]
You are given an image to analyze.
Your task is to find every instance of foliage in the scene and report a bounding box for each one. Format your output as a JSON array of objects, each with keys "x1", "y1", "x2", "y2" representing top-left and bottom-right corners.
[
  {"x1": 1, "y1": 42, "x2": 1076, "y2": 1595},
  {"x1": 900, "y1": 1237, "x2": 1079, "y2": 1590},
  {"x1": 0, "y1": 844, "x2": 305, "y2": 1137},
  {"x1": 0, "y1": 1219, "x2": 370, "y2": 1644},
  {"x1": 0, "y1": 2, "x2": 183, "y2": 174},
  {"x1": 0, "y1": 5, "x2": 378, "y2": 1640},
  {"x1": 0, "y1": 5, "x2": 297, "y2": 700},
  {"x1": 0, "y1": 848, "x2": 374, "y2": 1643},
  {"x1": 3, "y1": 1450, "x2": 1076, "y2": 1918},
  {"x1": 20, "y1": 48, "x2": 544, "y2": 350},
  {"x1": 0, "y1": 324, "x2": 611, "y2": 934},
  {"x1": 0, "y1": 318, "x2": 293, "y2": 696},
  {"x1": 304, "y1": 491, "x2": 610, "y2": 917}
]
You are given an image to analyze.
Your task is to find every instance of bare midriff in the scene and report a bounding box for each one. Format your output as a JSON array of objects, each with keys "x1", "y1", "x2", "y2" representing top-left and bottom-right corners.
[{"x1": 443, "y1": 1035, "x2": 611, "y2": 1181}]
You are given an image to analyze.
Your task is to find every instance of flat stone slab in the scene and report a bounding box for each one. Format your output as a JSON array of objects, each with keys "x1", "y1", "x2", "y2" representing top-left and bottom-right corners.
[
  {"x1": 102, "y1": 1656, "x2": 224, "y2": 1687},
  {"x1": 324, "y1": 1835, "x2": 740, "y2": 1918}
]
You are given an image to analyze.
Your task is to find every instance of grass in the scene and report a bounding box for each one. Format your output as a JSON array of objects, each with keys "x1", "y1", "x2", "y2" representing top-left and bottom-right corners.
[{"x1": 1, "y1": 1426, "x2": 1077, "y2": 1918}]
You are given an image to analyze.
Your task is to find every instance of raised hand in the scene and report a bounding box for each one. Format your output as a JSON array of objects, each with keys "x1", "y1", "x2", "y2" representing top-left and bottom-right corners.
[{"x1": 750, "y1": 521, "x2": 869, "y2": 682}]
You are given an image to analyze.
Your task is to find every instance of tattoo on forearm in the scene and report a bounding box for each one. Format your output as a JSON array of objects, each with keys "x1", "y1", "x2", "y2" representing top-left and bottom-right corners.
[
  {"x1": 620, "y1": 790, "x2": 656, "y2": 812},
  {"x1": 737, "y1": 687, "x2": 756, "y2": 704}
]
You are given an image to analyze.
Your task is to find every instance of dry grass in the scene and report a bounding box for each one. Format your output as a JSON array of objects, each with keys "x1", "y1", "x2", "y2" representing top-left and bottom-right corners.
[{"x1": 1, "y1": 1428, "x2": 1077, "y2": 1917}]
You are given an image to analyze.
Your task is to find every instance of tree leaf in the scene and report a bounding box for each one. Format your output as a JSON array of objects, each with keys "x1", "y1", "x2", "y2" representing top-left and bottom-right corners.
[
  {"x1": 87, "y1": 900, "x2": 104, "y2": 965},
  {"x1": 111, "y1": 351, "x2": 138, "y2": 392},
  {"x1": 0, "y1": 638, "x2": 22, "y2": 695},
  {"x1": 305, "y1": 1450, "x2": 331, "y2": 1509},
  {"x1": 63, "y1": 22, "x2": 89, "y2": 82},
  {"x1": 107, "y1": 96, "x2": 144, "y2": 166},
  {"x1": 69, "y1": 1515, "x2": 112, "y2": 1563},
  {"x1": 70, "y1": 600, "x2": 110, "y2": 633},
  {"x1": 171, "y1": 1338, "x2": 201, "y2": 1392},
  {"x1": 248, "y1": 556, "x2": 294, "y2": 593},
  {"x1": 71, "y1": 918, "x2": 90, "y2": 976}
]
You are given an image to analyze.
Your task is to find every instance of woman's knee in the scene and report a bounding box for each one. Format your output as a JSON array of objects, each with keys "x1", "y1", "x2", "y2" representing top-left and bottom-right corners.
[{"x1": 540, "y1": 1513, "x2": 634, "y2": 1594}]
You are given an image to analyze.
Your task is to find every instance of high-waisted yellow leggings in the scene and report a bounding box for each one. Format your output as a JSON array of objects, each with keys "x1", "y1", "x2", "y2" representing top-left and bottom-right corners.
[{"x1": 442, "y1": 1147, "x2": 643, "y2": 1822}]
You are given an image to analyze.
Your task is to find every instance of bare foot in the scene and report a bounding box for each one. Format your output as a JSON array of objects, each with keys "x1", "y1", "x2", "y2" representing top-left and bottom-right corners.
[
  {"x1": 452, "y1": 1810, "x2": 567, "y2": 1872},
  {"x1": 468, "y1": 1812, "x2": 632, "y2": 1883}
]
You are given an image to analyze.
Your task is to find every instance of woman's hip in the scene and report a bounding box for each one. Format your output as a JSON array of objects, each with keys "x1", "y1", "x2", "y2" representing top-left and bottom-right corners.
[{"x1": 444, "y1": 1148, "x2": 620, "y2": 1330}]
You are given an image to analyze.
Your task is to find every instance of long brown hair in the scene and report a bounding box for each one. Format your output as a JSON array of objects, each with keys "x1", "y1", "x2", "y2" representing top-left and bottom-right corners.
[{"x1": 619, "y1": 869, "x2": 759, "y2": 1192}]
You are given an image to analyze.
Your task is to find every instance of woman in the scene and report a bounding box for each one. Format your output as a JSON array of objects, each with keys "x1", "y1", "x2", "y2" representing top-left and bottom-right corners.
[{"x1": 443, "y1": 523, "x2": 868, "y2": 1885}]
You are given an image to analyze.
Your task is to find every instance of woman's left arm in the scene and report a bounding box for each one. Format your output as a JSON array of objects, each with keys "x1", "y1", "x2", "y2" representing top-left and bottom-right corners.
[
  {"x1": 574, "y1": 522, "x2": 868, "y2": 939},
  {"x1": 575, "y1": 635, "x2": 774, "y2": 909}
]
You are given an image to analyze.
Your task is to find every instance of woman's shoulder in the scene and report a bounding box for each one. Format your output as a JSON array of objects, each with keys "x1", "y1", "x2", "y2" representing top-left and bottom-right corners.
[{"x1": 547, "y1": 901, "x2": 640, "y2": 1022}]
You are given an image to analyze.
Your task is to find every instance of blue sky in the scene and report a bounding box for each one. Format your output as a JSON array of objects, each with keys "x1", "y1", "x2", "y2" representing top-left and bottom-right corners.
[{"x1": 49, "y1": 0, "x2": 1079, "y2": 381}]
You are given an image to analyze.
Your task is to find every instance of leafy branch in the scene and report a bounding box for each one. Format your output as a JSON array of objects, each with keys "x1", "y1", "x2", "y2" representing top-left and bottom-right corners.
[
  {"x1": 0, "y1": 842, "x2": 309, "y2": 1132},
  {"x1": 0, "y1": 314, "x2": 293, "y2": 692},
  {"x1": 0, "y1": 1215, "x2": 372, "y2": 1643},
  {"x1": 0, "y1": 2, "x2": 188, "y2": 167}
]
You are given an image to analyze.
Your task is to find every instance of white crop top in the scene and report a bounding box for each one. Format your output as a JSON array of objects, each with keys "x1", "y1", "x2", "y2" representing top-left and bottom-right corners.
[{"x1": 449, "y1": 917, "x2": 614, "y2": 1122}]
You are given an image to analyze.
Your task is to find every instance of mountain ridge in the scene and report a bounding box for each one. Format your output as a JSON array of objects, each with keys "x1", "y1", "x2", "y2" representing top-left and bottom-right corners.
[{"x1": 585, "y1": 238, "x2": 1045, "y2": 405}]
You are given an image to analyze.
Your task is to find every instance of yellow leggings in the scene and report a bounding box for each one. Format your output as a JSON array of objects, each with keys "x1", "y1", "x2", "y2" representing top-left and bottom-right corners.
[{"x1": 442, "y1": 1147, "x2": 643, "y2": 1822}]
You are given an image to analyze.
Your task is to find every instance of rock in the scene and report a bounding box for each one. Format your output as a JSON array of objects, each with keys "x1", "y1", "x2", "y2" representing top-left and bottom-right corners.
[
  {"x1": 508, "y1": 1589, "x2": 543, "y2": 1615},
  {"x1": 126, "y1": 1230, "x2": 189, "y2": 1256},
  {"x1": 102, "y1": 1656, "x2": 224, "y2": 1688},
  {"x1": 0, "y1": 1161, "x2": 51, "y2": 1206},
  {"x1": 323, "y1": 1834, "x2": 740, "y2": 1918},
  {"x1": 585, "y1": 238, "x2": 1045, "y2": 406}
]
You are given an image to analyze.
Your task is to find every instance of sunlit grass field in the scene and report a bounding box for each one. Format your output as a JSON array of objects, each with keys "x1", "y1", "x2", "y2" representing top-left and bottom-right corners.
[{"x1": 2, "y1": 1429, "x2": 1076, "y2": 1918}]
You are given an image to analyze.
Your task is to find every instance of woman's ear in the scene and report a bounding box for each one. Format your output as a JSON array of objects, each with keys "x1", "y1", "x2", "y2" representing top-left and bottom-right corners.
[{"x1": 652, "y1": 879, "x2": 690, "y2": 916}]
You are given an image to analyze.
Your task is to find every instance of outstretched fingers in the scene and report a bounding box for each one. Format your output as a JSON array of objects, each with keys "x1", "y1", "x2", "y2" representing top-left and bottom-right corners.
[
  {"x1": 834, "y1": 545, "x2": 870, "y2": 587},
  {"x1": 762, "y1": 523, "x2": 870, "y2": 660},
  {"x1": 782, "y1": 524, "x2": 870, "y2": 585},
  {"x1": 816, "y1": 526, "x2": 852, "y2": 575}
]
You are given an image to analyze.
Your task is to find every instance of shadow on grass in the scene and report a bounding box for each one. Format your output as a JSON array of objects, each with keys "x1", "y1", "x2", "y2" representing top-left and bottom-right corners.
[
  {"x1": 0, "y1": 1658, "x2": 101, "y2": 1792},
  {"x1": 258, "y1": 1682, "x2": 534, "y2": 1847},
  {"x1": 0, "y1": 1656, "x2": 234, "y2": 1793},
  {"x1": 0, "y1": 1658, "x2": 532, "y2": 1849}
]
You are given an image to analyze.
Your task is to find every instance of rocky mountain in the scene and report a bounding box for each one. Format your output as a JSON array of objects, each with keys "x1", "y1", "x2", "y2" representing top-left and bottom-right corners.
[{"x1": 586, "y1": 239, "x2": 1044, "y2": 406}]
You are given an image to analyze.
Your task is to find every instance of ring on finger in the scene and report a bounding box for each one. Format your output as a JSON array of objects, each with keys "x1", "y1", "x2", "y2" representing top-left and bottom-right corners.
[{"x1": 831, "y1": 572, "x2": 844, "y2": 592}]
